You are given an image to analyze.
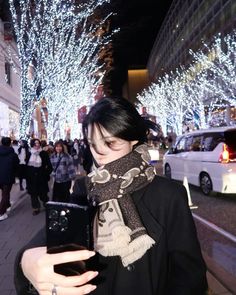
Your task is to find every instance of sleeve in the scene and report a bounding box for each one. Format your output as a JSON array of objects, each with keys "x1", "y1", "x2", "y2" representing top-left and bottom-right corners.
[
  {"x1": 70, "y1": 177, "x2": 88, "y2": 206},
  {"x1": 67, "y1": 156, "x2": 76, "y2": 180},
  {"x1": 166, "y1": 185, "x2": 208, "y2": 295},
  {"x1": 13, "y1": 153, "x2": 20, "y2": 178},
  {"x1": 14, "y1": 228, "x2": 46, "y2": 295},
  {"x1": 43, "y1": 152, "x2": 53, "y2": 176}
]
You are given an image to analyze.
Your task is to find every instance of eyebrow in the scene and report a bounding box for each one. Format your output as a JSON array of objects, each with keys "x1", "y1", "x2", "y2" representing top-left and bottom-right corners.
[{"x1": 87, "y1": 136, "x2": 114, "y2": 141}]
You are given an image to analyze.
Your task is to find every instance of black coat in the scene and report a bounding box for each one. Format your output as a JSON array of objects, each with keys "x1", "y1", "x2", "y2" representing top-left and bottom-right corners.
[
  {"x1": 0, "y1": 146, "x2": 19, "y2": 185},
  {"x1": 14, "y1": 176, "x2": 208, "y2": 295},
  {"x1": 26, "y1": 150, "x2": 52, "y2": 195}
]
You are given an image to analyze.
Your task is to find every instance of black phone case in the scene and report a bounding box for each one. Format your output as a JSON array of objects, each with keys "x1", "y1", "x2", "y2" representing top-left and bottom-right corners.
[{"x1": 45, "y1": 201, "x2": 95, "y2": 275}]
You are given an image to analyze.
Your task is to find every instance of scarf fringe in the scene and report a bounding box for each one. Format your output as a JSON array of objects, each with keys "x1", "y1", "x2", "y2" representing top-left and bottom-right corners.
[
  {"x1": 96, "y1": 233, "x2": 155, "y2": 266},
  {"x1": 121, "y1": 234, "x2": 155, "y2": 267},
  {"x1": 95, "y1": 225, "x2": 131, "y2": 254}
]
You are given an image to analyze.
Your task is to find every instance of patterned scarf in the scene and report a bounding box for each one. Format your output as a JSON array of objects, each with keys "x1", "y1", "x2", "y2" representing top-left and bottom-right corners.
[
  {"x1": 28, "y1": 147, "x2": 42, "y2": 167},
  {"x1": 86, "y1": 144, "x2": 156, "y2": 267}
]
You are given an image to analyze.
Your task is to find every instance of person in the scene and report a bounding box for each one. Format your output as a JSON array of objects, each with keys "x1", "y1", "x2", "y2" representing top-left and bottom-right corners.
[
  {"x1": 71, "y1": 138, "x2": 83, "y2": 174},
  {"x1": 167, "y1": 128, "x2": 177, "y2": 149},
  {"x1": 26, "y1": 138, "x2": 52, "y2": 215},
  {"x1": 17, "y1": 139, "x2": 30, "y2": 191},
  {"x1": 0, "y1": 137, "x2": 19, "y2": 221},
  {"x1": 50, "y1": 140, "x2": 76, "y2": 202},
  {"x1": 81, "y1": 139, "x2": 93, "y2": 174},
  {"x1": 12, "y1": 139, "x2": 19, "y2": 154},
  {"x1": 14, "y1": 97, "x2": 208, "y2": 294}
]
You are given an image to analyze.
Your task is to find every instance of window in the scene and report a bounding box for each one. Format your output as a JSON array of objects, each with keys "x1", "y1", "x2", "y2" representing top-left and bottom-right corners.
[
  {"x1": 5, "y1": 62, "x2": 11, "y2": 85},
  {"x1": 185, "y1": 136, "x2": 193, "y2": 151},
  {"x1": 202, "y1": 133, "x2": 224, "y2": 151},
  {"x1": 191, "y1": 136, "x2": 202, "y2": 151},
  {"x1": 176, "y1": 137, "x2": 186, "y2": 153}
]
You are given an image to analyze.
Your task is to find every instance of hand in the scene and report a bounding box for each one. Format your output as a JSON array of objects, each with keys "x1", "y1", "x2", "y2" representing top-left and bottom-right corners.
[
  {"x1": 21, "y1": 247, "x2": 98, "y2": 295},
  {"x1": 70, "y1": 180, "x2": 75, "y2": 193}
]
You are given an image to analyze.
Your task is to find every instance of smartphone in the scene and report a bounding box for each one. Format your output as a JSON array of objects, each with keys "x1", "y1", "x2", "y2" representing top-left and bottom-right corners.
[{"x1": 45, "y1": 201, "x2": 95, "y2": 275}]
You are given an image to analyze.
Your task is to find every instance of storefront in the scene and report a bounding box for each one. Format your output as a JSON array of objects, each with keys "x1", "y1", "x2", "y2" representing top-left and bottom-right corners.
[{"x1": 0, "y1": 101, "x2": 20, "y2": 139}]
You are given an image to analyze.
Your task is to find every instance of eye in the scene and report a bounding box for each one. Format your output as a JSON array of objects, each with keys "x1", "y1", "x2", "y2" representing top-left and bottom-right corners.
[{"x1": 104, "y1": 141, "x2": 114, "y2": 148}]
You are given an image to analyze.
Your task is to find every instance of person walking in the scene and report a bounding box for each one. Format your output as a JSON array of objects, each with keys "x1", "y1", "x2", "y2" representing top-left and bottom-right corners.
[
  {"x1": 50, "y1": 141, "x2": 76, "y2": 202},
  {"x1": 17, "y1": 139, "x2": 30, "y2": 191},
  {"x1": 26, "y1": 138, "x2": 52, "y2": 215},
  {"x1": 0, "y1": 137, "x2": 19, "y2": 221}
]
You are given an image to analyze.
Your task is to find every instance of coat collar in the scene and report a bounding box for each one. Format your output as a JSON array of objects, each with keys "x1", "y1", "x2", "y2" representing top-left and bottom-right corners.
[{"x1": 132, "y1": 181, "x2": 163, "y2": 244}]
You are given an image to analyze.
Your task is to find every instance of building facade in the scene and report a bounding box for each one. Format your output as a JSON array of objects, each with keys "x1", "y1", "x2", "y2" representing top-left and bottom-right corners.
[
  {"x1": 0, "y1": 18, "x2": 20, "y2": 139},
  {"x1": 148, "y1": 0, "x2": 236, "y2": 81}
]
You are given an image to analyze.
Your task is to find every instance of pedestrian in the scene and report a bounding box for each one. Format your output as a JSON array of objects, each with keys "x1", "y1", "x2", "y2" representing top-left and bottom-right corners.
[
  {"x1": 26, "y1": 138, "x2": 52, "y2": 215},
  {"x1": 17, "y1": 139, "x2": 30, "y2": 191},
  {"x1": 50, "y1": 140, "x2": 76, "y2": 202},
  {"x1": 14, "y1": 97, "x2": 208, "y2": 294},
  {"x1": 71, "y1": 138, "x2": 82, "y2": 173},
  {"x1": 11, "y1": 139, "x2": 19, "y2": 154},
  {"x1": 0, "y1": 137, "x2": 19, "y2": 221},
  {"x1": 167, "y1": 128, "x2": 177, "y2": 149},
  {"x1": 81, "y1": 140, "x2": 93, "y2": 174}
]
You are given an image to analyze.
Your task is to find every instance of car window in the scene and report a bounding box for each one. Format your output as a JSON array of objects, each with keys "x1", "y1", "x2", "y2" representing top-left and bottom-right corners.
[
  {"x1": 176, "y1": 137, "x2": 186, "y2": 153},
  {"x1": 202, "y1": 133, "x2": 224, "y2": 151},
  {"x1": 185, "y1": 136, "x2": 193, "y2": 151},
  {"x1": 191, "y1": 136, "x2": 202, "y2": 151}
]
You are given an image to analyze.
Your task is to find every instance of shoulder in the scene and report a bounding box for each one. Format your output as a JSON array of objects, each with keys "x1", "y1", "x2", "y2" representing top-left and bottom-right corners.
[
  {"x1": 63, "y1": 153, "x2": 73, "y2": 161},
  {"x1": 146, "y1": 175, "x2": 185, "y2": 194},
  {"x1": 141, "y1": 175, "x2": 188, "y2": 208},
  {"x1": 40, "y1": 150, "x2": 50, "y2": 159}
]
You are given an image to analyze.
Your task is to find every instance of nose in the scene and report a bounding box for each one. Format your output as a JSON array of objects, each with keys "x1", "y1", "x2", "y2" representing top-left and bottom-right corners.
[{"x1": 92, "y1": 143, "x2": 106, "y2": 155}]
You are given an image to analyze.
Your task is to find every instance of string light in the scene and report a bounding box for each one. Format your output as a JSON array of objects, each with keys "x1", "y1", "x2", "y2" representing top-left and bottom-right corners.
[
  {"x1": 138, "y1": 31, "x2": 236, "y2": 135},
  {"x1": 8, "y1": 0, "x2": 111, "y2": 140}
]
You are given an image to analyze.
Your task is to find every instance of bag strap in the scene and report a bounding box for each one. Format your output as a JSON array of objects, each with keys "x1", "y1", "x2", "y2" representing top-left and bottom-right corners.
[{"x1": 54, "y1": 155, "x2": 63, "y2": 173}]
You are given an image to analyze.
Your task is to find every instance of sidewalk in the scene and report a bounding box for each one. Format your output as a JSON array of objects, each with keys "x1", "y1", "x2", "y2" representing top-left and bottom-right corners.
[
  {"x1": 0, "y1": 183, "x2": 45, "y2": 295},
  {"x1": 0, "y1": 180, "x2": 233, "y2": 295}
]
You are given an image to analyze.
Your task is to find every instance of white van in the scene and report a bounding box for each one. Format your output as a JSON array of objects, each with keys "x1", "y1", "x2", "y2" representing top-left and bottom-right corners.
[{"x1": 163, "y1": 126, "x2": 236, "y2": 195}]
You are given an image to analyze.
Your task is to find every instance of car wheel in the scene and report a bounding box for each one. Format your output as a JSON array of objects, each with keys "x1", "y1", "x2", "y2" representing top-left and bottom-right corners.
[
  {"x1": 164, "y1": 164, "x2": 171, "y2": 179},
  {"x1": 200, "y1": 172, "x2": 212, "y2": 195}
]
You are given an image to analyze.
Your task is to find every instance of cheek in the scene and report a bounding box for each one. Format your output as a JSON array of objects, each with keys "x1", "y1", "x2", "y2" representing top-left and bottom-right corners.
[{"x1": 90, "y1": 148, "x2": 96, "y2": 159}]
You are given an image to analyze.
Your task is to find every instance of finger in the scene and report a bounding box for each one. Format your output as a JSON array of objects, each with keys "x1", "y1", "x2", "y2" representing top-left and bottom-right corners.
[
  {"x1": 39, "y1": 284, "x2": 97, "y2": 295},
  {"x1": 53, "y1": 271, "x2": 99, "y2": 287},
  {"x1": 59, "y1": 284, "x2": 97, "y2": 295},
  {"x1": 45, "y1": 250, "x2": 96, "y2": 265}
]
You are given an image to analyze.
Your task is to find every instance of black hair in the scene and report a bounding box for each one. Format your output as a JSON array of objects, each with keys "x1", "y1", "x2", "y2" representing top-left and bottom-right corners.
[
  {"x1": 82, "y1": 97, "x2": 158, "y2": 144},
  {"x1": 18, "y1": 140, "x2": 29, "y2": 154},
  {"x1": 41, "y1": 140, "x2": 47, "y2": 148},
  {"x1": 1, "y1": 137, "x2": 11, "y2": 147},
  {"x1": 30, "y1": 138, "x2": 41, "y2": 148}
]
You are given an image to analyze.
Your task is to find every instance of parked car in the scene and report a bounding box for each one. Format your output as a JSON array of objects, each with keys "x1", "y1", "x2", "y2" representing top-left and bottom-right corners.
[{"x1": 163, "y1": 126, "x2": 236, "y2": 195}]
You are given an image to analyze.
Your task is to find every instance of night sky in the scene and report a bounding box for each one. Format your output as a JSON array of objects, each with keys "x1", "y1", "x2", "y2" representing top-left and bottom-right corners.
[{"x1": 107, "y1": 0, "x2": 174, "y2": 94}]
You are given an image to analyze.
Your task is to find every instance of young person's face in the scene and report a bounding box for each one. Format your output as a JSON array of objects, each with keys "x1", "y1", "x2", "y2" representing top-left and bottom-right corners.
[
  {"x1": 34, "y1": 140, "x2": 41, "y2": 150},
  {"x1": 87, "y1": 124, "x2": 138, "y2": 166},
  {"x1": 55, "y1": 144, "x2": 63, "y2": 154}
]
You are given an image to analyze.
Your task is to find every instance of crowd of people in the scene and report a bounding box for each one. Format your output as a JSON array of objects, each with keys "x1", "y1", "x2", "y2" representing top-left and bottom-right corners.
[{"x1": 0, "y1": 136, "x2": 92, "y2": 220}]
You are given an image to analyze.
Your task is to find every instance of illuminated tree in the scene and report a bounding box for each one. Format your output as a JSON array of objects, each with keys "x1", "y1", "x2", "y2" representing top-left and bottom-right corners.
[
  {"x1": 9, "y1": 0, "x2": 111, "y2": 139},
  {"x1": 138, "y1": 31, "x2": 236, "y2": 134}
]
